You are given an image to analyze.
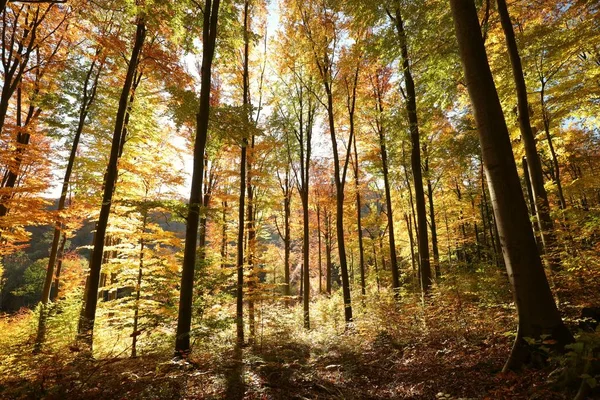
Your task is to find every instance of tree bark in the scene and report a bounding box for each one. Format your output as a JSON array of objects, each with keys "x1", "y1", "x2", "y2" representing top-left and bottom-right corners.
[
  {"x1": 131, "y1": 210, "x2": 147, "y2": 358},
  {"x1": 496, "y1": 0, "x2": 560, "y2": 270},
  {"x1": 235, "y1": 0, "x2": 250, "y2": 345},
  {"x1": 42, "y1": 52, "x2": 104, "y2": 305},
  {"x1": 174, "y1": 0, "x2": 220, "y2": 356},
  {"x1": 373, "y1": 80, "x2": 400, "y2": 293},
  {"x1": 449, "y1": 0, "x2": 573, "y2": 371},
  {"x1": 79, "y1": 20, "x2": 146, "y2": 351},
  {"x1": 391, "y1": 6, "x2": 432, "y2": 293}
]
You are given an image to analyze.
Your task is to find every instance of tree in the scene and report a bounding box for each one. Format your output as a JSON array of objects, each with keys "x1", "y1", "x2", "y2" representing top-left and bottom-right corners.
[
  {"x1": 495, "y1": 0, "x2": 561, "y2": 271},
  {"x1": 79, "y1": 16, "x2": 146, "y2": 350},
  {"x1": 295, "y1": 0, "x2": 354, "y2": 323},
  {"x1": 174, "y1": 0, "x2": 221, "y2": 356},
  {"x1": 449, "y1": 0, "x2": 573, "y2": 371},
  {"x1": 387, "y1": 2, "x2": 431, "y2": 294}
]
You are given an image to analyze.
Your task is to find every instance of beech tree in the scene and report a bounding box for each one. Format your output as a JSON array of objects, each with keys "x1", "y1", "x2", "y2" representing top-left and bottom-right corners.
[
  {"x1": 174, "y1": 0, "x2": 221, "y2": 356},
  {"x1": 449, "y1": 0, "x2": 573, "y2": 370}
]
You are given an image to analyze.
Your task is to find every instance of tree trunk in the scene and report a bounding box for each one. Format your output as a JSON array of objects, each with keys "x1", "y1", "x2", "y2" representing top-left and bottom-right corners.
[
  {"x1": 325, "y1": 81, "x2": 353, "y2": 322},
  {"x1": 174, "y1": 0, "x2": 220, "y2": 356},
  {"x1": 325, "y1": 211, "x2": 332, "y2": 295},
  {"x1": 235, "y1": 0, "x2": 250, "y2": 346},
  {"x1": 247, "y1": 135, "x2": 256, "y2": 341},
  {"x1": 392, "y1": 6, "x2": 431, "y2": 293},
  {"x1": 283, "y1": 183, "x2": 291, "y2": 298},
  {"x1": 317, "y1": 203, "x2": 322, "y2": 294},
  {"x1": 496, "y1": 0, "x2": 560, "y2": 270},
  {"x1": 540, "y1": 82, "x2": 566, "y2": 210},
  {"x1": 449, "y1": 0, "x2": 573, "y2": 371},
  {"x1": 50, "y1": 232, "x2": 67, "y2": 301},
  {"x1": 424, "y1": 150, "x2": 440, "y2": 279},
  {"x1": 375, "y1": 90, "x2": 400, "y2": 293},
  {"x1": 79, "y1": 20, "x2": 146, "y2": 351},
  {"x1": 42, "y1": 53, "x2": 104, "y2": 306},
  {"x1": 132, "y1": 210, "x2": 147, "y2": 358}
]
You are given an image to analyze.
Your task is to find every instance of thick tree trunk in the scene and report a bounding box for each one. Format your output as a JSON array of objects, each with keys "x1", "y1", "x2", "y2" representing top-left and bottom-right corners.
[
  {"x1": 496, "y1": 0, "x2": 560, "y2": 270},
  {"x1": 392, "y1": 7, "x2": 431, "y2": 293},
  {"x1": 450, "y1": 0, "x2": 573, "y2": 371},
  {"x1": 79, "y1": 20, "x2": 146, "y2": 351},
  {"x1": 174, "y1": 0, "x2": 220, "y2": 356}
]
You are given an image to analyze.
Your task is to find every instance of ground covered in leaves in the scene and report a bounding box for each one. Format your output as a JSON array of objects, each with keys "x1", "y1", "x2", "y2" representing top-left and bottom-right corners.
[{"x1": 1, "y1": 270, "x2": 599, "y2": 399}]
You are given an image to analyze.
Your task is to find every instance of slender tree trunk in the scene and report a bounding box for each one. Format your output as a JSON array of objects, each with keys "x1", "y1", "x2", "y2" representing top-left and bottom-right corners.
[
  {"x1": 235, "y1": 0, "x2": 250, "y2": 345},
  {"x1": 301, "y1": 182, "x2": 310, "y2": 328},
  {"x1": 221, "y1": 200, "x2": 228, "y2": 268},
  {"x1": 174, "y1": 0, "x2": 220, "y2": 356},
  {"x1": 50, "y1": 232, "x2": 67, "y2": 301},
  {"x1": 35, "y1": 53, "x2": 104, "y2": 349},
  {"x1": 317, "y1": 203, "x2": 322, "y2": 294},
  {"x1": 424, "y1": 151, "x2": 440, "y2": 279},
  {"x1": 132, "y1": 210, "x2": 147, "y2": 358},
  {"x1": 42, "y1": 54, "x2": 104, "y2": 306},
  {"x1": 392, "y1": 6, "x2": 431, "y2": 293},
  {"x1": 496, "y1": 0, "x2": 560, "y2": 270},
  {"x1": 405, "y1": 213, "x2": 416, "y2": 277},
  {"x1": 325, "y1": 212, "x2": 332, "y2": 294},
  {"x1": 540, "y1": 82, "x2": 566, "y2": 210},
  {"x1": 450, "y1": 0, "x2": 573, "y2": 371},
  {"x1": 283, "y1": 184, "x2": 291, "y2": 298},
  {"x1": 376, "y1": 99, "x2": 400, "y2": 293},
  {"x1": 247, "y1": 135, "x2": 256, "y2": 341},
  {"x1": 325, "y1": 83, "x2": 353, "y2": 322},
  {"x1": 79, "y1": 20, "x2": 146, "y2": 351}
]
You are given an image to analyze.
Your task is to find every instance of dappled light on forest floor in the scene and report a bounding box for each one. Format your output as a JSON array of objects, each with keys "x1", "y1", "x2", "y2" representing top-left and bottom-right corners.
[{"x1": 2, "y1": 274, "x2": 598, "y2": 399}]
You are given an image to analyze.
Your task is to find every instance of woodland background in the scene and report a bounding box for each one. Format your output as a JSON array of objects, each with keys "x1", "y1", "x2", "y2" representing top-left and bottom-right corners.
[{"x1": 0, "y1": 0, "x2": 599, "y2": 399}]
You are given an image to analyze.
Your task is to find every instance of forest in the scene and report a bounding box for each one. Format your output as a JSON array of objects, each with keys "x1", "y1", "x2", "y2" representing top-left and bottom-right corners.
[{"x1": 0, "y1": 0, "x2": 599, "y2": 398}]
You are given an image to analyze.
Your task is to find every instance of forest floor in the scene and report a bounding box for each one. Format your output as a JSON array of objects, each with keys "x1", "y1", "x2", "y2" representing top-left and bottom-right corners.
[{"x1": 1, "y1": 271, "x2": 599, "y2": 399}]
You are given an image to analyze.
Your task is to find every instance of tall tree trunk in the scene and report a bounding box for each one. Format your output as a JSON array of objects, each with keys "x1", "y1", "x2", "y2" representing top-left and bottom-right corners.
[
  {"x1": 405, "y1": 213, "x2": 416, "y2": 277},
  {"x1": 450, "y1": 0, "x2": 573, "y2": 371},
  {"x1": 79, "y1": 20, "x2": 146, "y2": 350},
  {"x1": 283, "y1": 181, "x2": 291, "y2": 298},
  {"x1": 347, "y1": 68, "x2": 365, "y2": 297},
  {"x1": 391, "y1": 6, "x2": 431, "y2": 293},
  {"x1": 325, "y1": 81, "x2": 353, "y2": 322},
  {"x1": 317, "y1": 203, "x2": 322, "y2": 294},
  {"x1": 50, "y1": 232, "x2": 67, "y2": 301},
  {"x1": 496, "y1": 0, "x2": 560, "y2": 270},
  {"x1": 374, "y1": 85, "x2": 400, "y2": 293},
  {"x1": 424, "y1": 151, "x2": 440, "y2": 279},
  {"x1": 540, "y1": 81, "x2": 566, "y2": 210},
  {"x1": 42, "y1": 53, "x2": 104, "y2": 305},
  {"x1": 235, "y1": 0, "x2": 250, "y2": 345},
  {"x1": 301, "y1": 174, "x2": 310, "y2": 328},
  {"x1": 247, "y1": 135, "x2": 256, "y2": 341},
  {"x1": 221, "y1": 200, "x2": 228, "y2": 268},
  {"x1": 174, "y1": 0, "x2": 220, "y2": 356},
  {"x1": 325, "y1": 211, "x2": 332, "y2": 295},
  {"x1": 131, "y1": 210, "x2": 147, "y2": 358}
]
